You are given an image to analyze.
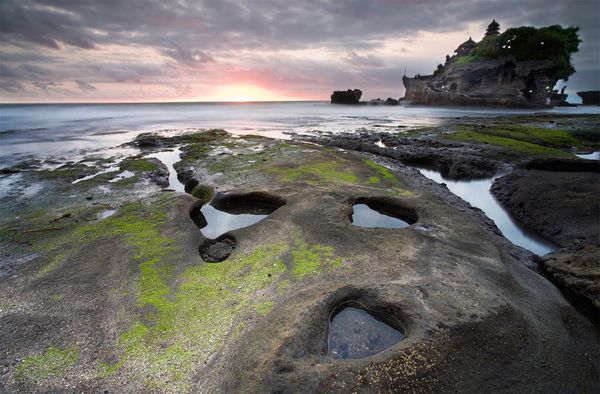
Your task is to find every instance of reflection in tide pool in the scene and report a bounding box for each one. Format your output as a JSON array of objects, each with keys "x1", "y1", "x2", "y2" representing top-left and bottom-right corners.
[
  {"x1": 419, "y1": 169, "x2": 555, "y2": 255},
  {"x1": 576, "y1": 151, "x2": 600, "y2": 160},
  {"x1": 328, "y1": 306, "x2": 405, "y2": 359},
  {"x1": 146, "y1": 148, "x2": 184, "y2": 192},
  {"x1": 199, "y1": 204, "x2": 267, "y2": 239},
  {"x1": 351, "y1": 204, "x2": 410, "y2": 229}
]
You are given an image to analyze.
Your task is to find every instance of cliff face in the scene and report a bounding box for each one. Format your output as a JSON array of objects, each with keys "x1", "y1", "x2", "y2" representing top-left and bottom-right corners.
[{"x1": 403, "y1": 57, "x2": 555, "y2": 107}]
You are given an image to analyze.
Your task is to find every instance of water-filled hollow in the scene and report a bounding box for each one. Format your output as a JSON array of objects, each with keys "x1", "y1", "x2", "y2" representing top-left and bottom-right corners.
[
  {"x1": 351, "y1": 198, "x2": 417, "y2": 229},
  {"x1": 190, "y1": 191, "x2": 286, "y2": 261},
  {"x1": 327, "y1": 302, "x2": 406, "y2": 359}
]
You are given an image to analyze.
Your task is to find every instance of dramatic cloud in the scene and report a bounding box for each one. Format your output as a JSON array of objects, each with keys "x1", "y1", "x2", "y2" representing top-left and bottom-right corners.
[{"x1": 0, "y1": 0, "x2": 598, "y2": 102}]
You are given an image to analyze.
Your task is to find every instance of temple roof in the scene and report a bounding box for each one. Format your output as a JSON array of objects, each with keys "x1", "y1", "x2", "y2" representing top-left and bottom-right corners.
[{"x1": 455, "y1": 37, "x2": 476, "y2": 53}]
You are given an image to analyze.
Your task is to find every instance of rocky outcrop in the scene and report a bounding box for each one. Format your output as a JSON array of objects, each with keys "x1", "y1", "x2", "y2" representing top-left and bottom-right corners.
[
  {"x1": 331, "y1": 89, "x2": 362, "y2": 104},
  {"x1": 491, "y1": 168, "x2": 600, "y2": 315},
  {"x1": 403, "y1": 57, "x2": 555, "y2": 107},
  {"x1": 577, "y1": 91, "x2": 600, "y2": 105}
]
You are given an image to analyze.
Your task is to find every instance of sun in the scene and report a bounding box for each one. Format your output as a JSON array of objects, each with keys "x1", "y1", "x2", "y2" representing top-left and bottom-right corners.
[{"x1": 206, "y1": 84, "x2": 285, "y2": 102}]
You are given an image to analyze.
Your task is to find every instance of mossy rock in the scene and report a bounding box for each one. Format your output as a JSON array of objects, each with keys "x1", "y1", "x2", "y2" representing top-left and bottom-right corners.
[{"x1": 191, "y1": 185, "x2": 214, "y2": 203}]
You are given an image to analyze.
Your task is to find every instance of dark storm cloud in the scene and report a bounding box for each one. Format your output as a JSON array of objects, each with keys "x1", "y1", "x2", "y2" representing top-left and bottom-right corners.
[
  {"x1": 0, "y1": 0, "x2": 598, "y2": 99},
  {"x1": 161, "y1": 42, "x2": 215, "y2": 67},
  {"x1": 3, "y1": 0, "x2": 597, "y2": 52},
  {"x1": 75, "y1": 80, "x2": 96, "y2": 90}
]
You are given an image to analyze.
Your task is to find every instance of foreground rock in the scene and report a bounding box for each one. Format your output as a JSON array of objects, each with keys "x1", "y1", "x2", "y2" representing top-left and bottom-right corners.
[
  {"x1": 491, "y1": 167, "x2": 600, "y2": 315},
  {"x1": 0, "y1": 129, "x2": 598, "y2": 392},
  {"x1": 491, "y1": 169, "x2": 600, "y2": 247}
]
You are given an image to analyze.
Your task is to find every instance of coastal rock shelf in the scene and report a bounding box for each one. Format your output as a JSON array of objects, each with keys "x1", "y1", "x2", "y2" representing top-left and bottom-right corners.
[
  {"x1": 2, "y1": 127, "x2": 598, "y2": 393},
  {"x1": 328, "y1": 303, "x2": 406, "y2": 359}
]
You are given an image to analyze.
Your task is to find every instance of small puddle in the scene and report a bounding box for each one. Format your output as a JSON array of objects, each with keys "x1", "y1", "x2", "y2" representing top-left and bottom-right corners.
[
  {"x1": 351, "y1": 204, "x2": 411, "y2": 228},
  {"x1": 108, "y1": 170, "x2": 135, "y2": 183},
  {"x1": 576, "y1": 151, "x2": 600, "y2": 160},
  {"x1": 72, "y1": 165, "x2": 119, "y2": 184},
  {"x1": 97, "y1": 209, "x2": 116, "y2": 220},
  {"x1": 146, "y1": 148, "x2": 185, "y2": 192},
  {"x1": 328, "y1": 305, "x2": 405, "y2": 359},
  {"x1": 197, "y1": 204, "x2": 268, "y2": 239},
  {"x1": 419, "y1": 169, "x2": 555, "y2": 255}
]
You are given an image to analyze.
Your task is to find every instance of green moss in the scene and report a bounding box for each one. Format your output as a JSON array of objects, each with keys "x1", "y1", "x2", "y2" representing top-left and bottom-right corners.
[
  {"x1": 446, "y1": 129, "x2": 575, "y2": 158},
  {"x1": 475, "y1": 125, "x2": 586, "y2": 149},
  {"x1": 15, "y1": 346, "x2": 78, "y2": 384},
  {"x1": 112, "y1": 240, "x2": 288, "y2": 392},
  {"x1": 368, "y1": 176, "x2": 380, "y2": 184},
  {"x1": 49, "y1": 294, "x2": 63, "y2": 301},
  {"x1": 452, "y1": 53, "x2": 483, "y2": 64},
  {"x1": 36, "y1": 252, "x2": 66, "y2": 277},
  {"x1": 268, "y1": 160, "x2": 358, "y2": 185},
  {"x1": 255, "y1": 301, "x2": 274, "y2": 316},
  {"x1": 190, "y1": 184, "x2": 214, "y2": 203},
  {"x1": 363, "y1": 159, "x2": 396, "y2": 180},
  {"x1": 121, "y1": 158, "x2": 158, "y2": 172},
  {"x1": 291, "y1": 240, "x2": 343, "y2": 279}
]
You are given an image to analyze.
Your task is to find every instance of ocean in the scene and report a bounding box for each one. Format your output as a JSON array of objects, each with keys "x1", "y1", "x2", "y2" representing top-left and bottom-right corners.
[{"x1": 1, "y1": 101, "x2": 598, "y2": 168}]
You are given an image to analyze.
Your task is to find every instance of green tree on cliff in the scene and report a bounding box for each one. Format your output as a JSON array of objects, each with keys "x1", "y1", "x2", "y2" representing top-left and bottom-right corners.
[
  {"x1": 497, "y1": 25, "x2": 581, "y2": 80},
  {"x1": 463, "y1": 25, "x2": 581, "y2": 81}
]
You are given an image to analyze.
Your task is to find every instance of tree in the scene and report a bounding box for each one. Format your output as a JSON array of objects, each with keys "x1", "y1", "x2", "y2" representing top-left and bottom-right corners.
[{"x1": 497, "y1": 25, "x2": 581, "y2": 80}]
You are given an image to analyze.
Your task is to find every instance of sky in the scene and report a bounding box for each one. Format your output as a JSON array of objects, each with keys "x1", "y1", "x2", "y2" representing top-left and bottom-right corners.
[{"x1": 0, "y1": 0, "x2": 598, "y2": 103}]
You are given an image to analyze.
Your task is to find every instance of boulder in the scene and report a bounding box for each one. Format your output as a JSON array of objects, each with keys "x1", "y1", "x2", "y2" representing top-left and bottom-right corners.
[
  {"x1": 331, "y1": 89, "x2": 362, "y2": 104},
  {"x1": 577, "y1": 91, "x2": 600, "y2": 106}
]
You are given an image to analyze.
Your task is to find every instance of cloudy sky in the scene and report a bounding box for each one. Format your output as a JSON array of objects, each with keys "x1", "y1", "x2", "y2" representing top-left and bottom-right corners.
[{"x1": 1, "y1": 0, "x2": 598, "y2": 103}]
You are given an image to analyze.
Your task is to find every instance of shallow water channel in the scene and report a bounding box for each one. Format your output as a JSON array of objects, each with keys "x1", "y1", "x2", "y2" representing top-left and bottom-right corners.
[
  {"x1": 146, "y1": 148, "x2": 185, "y2": 192},
  {"x1": 575, "y1": 151, "x2": 600, "y2": 160},
  {"x1": 419, "y1": 169, "x2": 555, "y2": 256}
]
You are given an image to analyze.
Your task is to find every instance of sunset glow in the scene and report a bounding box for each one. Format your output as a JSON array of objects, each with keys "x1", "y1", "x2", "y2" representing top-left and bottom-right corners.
[
  {"x1": 204, "y1": 84, "x2": 295, "y2": 102},
  {"x1": 0, "y1": 0, "x2": 598, "y2": 103}
]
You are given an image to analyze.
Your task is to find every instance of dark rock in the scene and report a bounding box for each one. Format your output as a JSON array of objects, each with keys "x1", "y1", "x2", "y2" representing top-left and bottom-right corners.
[
  {"x1": 199, "y1": 235, "x2": 236, "y2": 262},
  {"x1": 491, "y1": 170, "x2": 600, "y2": 248},
  {"x1": 184, "y1": 178, "x2": 200, "y2": 194},
  {"x1": 492, "y1": 169, "x2": 600, "y2": 314},
  {"x1": 577, "y1": 91, "x2": 600, "y2": 106},
  {"x1": 134, "y1": 133, "x2": 163, "y2": 148},
  {"x1": 542, "y1": 243, "x2": 600, "y2": 316},
  {"x1": 385, "y1": 97, "x2": 400, "y2": 105},
  {"x1": 524, "y1": 158, "x2": 600, "y2": 173},
  {"x1": 402, "y1": 57, "x2": 556, "y2": 107},
  {"x1": 331, "y1": 89, "x2": 362, "y2": 104},
  {"x1": 0, "y1": 167, "x2": 20, "y2": 174},
  {"x1": 145, "y1": 158, "x2": 169, "y2": 188}
]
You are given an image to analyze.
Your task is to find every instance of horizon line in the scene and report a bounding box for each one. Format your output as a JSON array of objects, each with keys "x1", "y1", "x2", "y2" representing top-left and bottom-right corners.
[{"x1": 0, "y1": 99, "x2": 329, "y2": 105}]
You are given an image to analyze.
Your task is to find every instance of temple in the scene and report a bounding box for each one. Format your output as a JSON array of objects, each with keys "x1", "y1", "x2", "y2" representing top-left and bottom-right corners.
[{"x1": 402, "y1": 20, "x2": 570, "y2": 107}]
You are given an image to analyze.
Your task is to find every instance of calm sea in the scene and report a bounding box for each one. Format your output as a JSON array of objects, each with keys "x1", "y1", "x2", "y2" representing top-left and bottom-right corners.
[{"x1": 0, "y1": 101, "x2": 597, "y2": 167}]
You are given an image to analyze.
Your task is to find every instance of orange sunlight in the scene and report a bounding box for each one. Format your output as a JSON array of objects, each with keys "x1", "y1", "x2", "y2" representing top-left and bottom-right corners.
[{"x1": 203, "y1": 84, "x2": 293, "y2": 102}]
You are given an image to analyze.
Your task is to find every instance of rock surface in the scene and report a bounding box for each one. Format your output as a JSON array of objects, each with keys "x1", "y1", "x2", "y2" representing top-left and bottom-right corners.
[
  {"x1": 0, "y1": 127, "x2": 598, "y2": 393},
  {"x1": 578, "y1": 91, "x2": 600, "y2": 106},
  {"x1": 403, "y1": 57, "x2": 555, "y2": 107},
  {"x1": 491, "y1": 169, "x2": 599, "y2": 248},
  {"x1": 491, "y1": 168, "x2": 600, "y2": 315},
  {"x1": 331, "y1": 89, "x2": 362, "y2": 104}
]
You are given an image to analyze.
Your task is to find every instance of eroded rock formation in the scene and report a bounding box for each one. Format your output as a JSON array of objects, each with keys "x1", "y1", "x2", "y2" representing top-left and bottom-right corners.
[{"x1": 402, "y1": 21, "x2": 579, "y2": 107}]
